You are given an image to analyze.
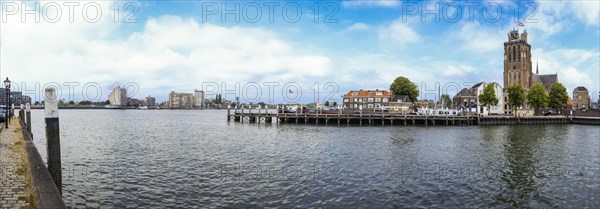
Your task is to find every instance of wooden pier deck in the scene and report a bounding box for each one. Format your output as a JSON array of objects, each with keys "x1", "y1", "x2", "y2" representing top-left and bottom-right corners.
[{"x1": 227, "y1": 107, "x2": 598, "y2": 126}]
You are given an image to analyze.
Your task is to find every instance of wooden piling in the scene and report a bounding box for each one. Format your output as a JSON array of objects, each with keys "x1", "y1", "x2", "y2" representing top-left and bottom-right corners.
[
  {"x1": 44, "y1": 87, "x2": 62, "y2": 194},
  {"x1": 227, "y1": 105, "x2": 231, "y2": 121}
]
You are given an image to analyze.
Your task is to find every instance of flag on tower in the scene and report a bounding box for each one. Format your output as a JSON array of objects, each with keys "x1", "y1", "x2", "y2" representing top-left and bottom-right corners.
[{"x1": 517, "y1": 22, "x2": 525, "y2": 27}]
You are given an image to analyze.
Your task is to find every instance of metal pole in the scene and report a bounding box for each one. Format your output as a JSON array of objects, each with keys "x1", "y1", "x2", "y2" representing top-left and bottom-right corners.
[
  {"x1": 44, "y1": 87, "x2": 62, "y2": 194},
  {"x1": 5, "y1": 88, "x2": 8, "y2": 128}
]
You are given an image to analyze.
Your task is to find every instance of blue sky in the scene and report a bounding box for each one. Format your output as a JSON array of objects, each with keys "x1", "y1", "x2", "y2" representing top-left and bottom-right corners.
[{"x1": 1, "y1": 0, "x2": 598, "y2": 104}]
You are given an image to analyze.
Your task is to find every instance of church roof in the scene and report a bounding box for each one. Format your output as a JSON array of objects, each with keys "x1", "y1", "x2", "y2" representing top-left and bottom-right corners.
[
  {"x1": 532, "y1": 73, "x2": 557, "y2": 86},
  {"x1": 538, "y1": 74, "x2": 557, "y2": 85}
]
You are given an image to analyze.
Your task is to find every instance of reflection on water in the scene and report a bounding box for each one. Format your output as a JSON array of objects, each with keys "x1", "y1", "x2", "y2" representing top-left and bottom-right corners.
[{"x1": 29, "y1": 110, "x2": 599, "y2": 208}]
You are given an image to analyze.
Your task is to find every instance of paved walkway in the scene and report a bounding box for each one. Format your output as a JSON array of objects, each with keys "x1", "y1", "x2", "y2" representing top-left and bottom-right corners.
[{"x1": 0, "y1": 120, "x2": 29, "y2": 209}]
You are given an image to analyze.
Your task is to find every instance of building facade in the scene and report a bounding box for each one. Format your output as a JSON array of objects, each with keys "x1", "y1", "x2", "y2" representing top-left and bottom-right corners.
[
  {"x1": 145, "y1": 96, "x2": 156, "y2": 108},
  {"x1": 108, "y1": 87, "x2": 127, "y2": 106},
  {"x1": 0, "y1": 90, "x2": 31, "y2": 106},
  {"x1": 388, "y1": 95, "x2": 413, "y2": 113},
  {"x1": 168, "y1": 91, "x2": 194, "y2": 109},
  {"x1": 573, "y1": 86, "x2": 590, "y2": 111},
  {"x1": 343, "y1": 89, "x2": 391, "y2": 111},
  {"x1": 193, "y1": 90, "x2": 204, "y2": 108},
  {"x1": 453, "y1": 88, "x2": 477, "y2": 109},
  {"x1": 453, "y1": 82, "x2": 504, "y2": 115}
]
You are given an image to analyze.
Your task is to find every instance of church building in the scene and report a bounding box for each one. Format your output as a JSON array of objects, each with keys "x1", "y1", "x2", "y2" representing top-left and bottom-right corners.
[
  {"x1": 503, "y1": 29, "x2": 558, "y2": 92},
  {"x1": 503, "y1": 29, "x2": 558, "y2": 114}
]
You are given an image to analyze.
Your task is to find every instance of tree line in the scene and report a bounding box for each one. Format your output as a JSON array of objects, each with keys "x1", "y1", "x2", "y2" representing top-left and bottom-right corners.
[{"x1": 389, "y1": 76, "x2": 570, "y2": 114}]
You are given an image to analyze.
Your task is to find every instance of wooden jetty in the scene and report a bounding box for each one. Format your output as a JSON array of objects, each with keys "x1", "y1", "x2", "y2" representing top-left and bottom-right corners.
[{"x1": 227, "y1": 105, "x2": 599, "y2": 126}]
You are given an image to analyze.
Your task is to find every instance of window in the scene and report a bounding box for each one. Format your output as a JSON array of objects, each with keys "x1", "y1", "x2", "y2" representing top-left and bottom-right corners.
[
  {"x1": 375, "y1": 104, "x2": 380, "y2": 108},
  {"x1": 367, "y1": 104, "x2": 373, "y2": 108},
  {"x1": 375, "y1": 98, "x2": 381, "y2": 102},
  {"x1": 354, "y1": 98, "x2": 358, "y2": 102},
  {"x1": 512, "y1": 46, "x2": 516, "y2": 62},
  {"x1": 518, "y1": 46, "x2": 521, "y2": 62},
  {"x1": 359, "y1": 98, "x2": 363, "y2": 102},
  {"x1": 354, "y1": 104, "x2": 357, "y2": 108},
  {"x1": 376, "y1": 92, "x2": 383, "y2": 96},
  {"x1": 383, "y1": 98, "x2": 388, "y2": 103},
  {"x1": 368, "y1": 98, "x2": 374, "y2": 102},
  {"x1": 344, "y1": 99, "x2": 348, "y2": 102},
  {"x1": 368, "y1": 92, "x2": 372, "y2": 96},
  {"x1": 352, "y1": 92, "x2": 358, "y2": 96}
]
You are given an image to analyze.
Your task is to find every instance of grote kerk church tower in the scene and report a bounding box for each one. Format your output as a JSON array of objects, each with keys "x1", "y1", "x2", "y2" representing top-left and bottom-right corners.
[
  {"x1": 504, "y1": 29, "x2": 532, "y2": 88},
  {"x1": 503, "y1": 29, "x2": 557, "y2": 91}
]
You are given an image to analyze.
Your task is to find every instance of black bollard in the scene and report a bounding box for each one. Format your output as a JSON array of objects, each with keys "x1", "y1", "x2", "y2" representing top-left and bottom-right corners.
[
  {"x1": 26, "y1": 103, "x2": 32, "y2": 137},
  {"x1": 44, "y1": 88, "x2": 62, "y2": 194}
]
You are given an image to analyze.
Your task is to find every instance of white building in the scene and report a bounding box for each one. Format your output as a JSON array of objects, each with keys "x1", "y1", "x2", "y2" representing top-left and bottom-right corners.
[
  {"x1": 108, "y1": 87, "x2": 127, "y2": 107},
  {"x1": 473, "y1": 82, "x2": 504, "y2": 115},
  {"x1": 193, "y1": 89, "x2": 204, "y2": 108}
]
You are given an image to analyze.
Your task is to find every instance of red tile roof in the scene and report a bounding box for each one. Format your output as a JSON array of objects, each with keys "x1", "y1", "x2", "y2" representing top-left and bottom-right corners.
[{"x1": 343, "y1": 89, "x2": 392, "y2": 97}]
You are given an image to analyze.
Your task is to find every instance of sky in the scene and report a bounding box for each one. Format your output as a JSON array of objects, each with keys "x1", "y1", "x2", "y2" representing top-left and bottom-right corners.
[{"x1": 0, "y1": 0, "x2": 599, "y2": 104}]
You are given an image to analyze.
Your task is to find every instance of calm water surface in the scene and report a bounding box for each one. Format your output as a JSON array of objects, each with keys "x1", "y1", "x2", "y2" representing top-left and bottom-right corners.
[{"x1": 30, "y1": 110, "x2": 599, "y2": 208}]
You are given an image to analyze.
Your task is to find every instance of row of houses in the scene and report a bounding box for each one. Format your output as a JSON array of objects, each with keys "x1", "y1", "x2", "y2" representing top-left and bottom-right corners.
[
  {"x1": 342, "y1": 83, "x2": 598, "y2": 115},
  {"x1": 341, "y1": 83, "x2": 505, "y2": 115}
]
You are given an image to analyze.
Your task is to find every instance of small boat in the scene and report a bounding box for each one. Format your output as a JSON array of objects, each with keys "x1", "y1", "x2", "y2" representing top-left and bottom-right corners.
[{"x1": 139, "y1": 106, "x2": 149, "y2": 110}]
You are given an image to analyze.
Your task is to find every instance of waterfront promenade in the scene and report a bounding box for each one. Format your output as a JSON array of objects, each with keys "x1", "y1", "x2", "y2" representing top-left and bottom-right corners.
[{"x1": 0, "y1": 122, "x2": 29, "y2": 208}]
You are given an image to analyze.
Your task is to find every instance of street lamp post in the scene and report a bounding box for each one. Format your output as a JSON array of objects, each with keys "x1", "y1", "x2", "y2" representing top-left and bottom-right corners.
[{"x1": 4, "y1": 77, "x2": 10, "y2": 128}]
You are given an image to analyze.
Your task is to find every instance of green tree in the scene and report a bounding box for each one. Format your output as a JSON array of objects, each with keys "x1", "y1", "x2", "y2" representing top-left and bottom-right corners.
[
  {"x1": 441, "y1": 94, "x2": 452, "y2": 108},
  {"x1": 324, "y1": 101, "x2": 330, "y2": 107},
  {"x1": 478, "y1": 83, "x2": 499, "y2": 115},
  {"x1": 105, "y1": 100, "x2": 110, "y2": 105},
  {"x1": 390, "y1": 76, "x2": 419, "y2": 102},
  {"x1": 68, "y1": 101, "x2": 75, "y2": 105},
  {"x1": 34, "y1": 101, "x2": 40, "y2": 106},
  {"x1": 527, "y1": 83, "x2": 548, "y2": 112},
  {"x1": 332, "y1": 101, "x2": 337, "y2": 107},
  {"x1": 507, "y1": 83, "x2": 525, "y2": 113},
  {"x1": 548, "y1": 82, "x2": 568, "y2": 110}
]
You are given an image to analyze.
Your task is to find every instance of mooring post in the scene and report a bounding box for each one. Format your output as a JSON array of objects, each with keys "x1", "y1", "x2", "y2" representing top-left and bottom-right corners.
[
  {"x1": 227, "y1": 105, "x2": 231, "y2": 121},
  {"x1": 19, "y1": 104, "x2": 24, "y2": 122},
  {"x1": 44, "y1": 87, "x2": 62, "y2": 194},
  {"x1": 26, "y1": 103, "x2": 32, "y2": 137}
]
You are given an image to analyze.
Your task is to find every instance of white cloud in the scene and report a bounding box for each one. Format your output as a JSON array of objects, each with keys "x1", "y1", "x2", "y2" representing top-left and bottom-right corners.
[
  {"x1": 533, "y1": 48, "x2": 599, "y2": 95},
  {"x1": 344, "y1": 22, "x2": 369, "y2": 32},
  {"x1": 1, "y1": 7, "x2": 333, "y2": 101},
  {"x1": 378, "y1": 20, "x2": 421, "y2": 44},
  {"x1": 443, "y1": 65, "x2": 475, "y2": 77},
  {"x1": 342, "y1": 0, "x2": 400, "y2": 8},
  {"x1": 449, "y1": 22, "x2": 505, "y2": 54}
]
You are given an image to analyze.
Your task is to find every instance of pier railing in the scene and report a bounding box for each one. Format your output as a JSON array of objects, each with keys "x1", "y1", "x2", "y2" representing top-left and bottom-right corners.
[{"x1": 226, "y1": 105, "x2": 599, "y2": 126}]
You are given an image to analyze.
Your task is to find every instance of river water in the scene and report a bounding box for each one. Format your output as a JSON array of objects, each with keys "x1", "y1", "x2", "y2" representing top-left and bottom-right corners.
[{"x1": 29, "y1": 109, "x2": 599, "y2": 208}]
